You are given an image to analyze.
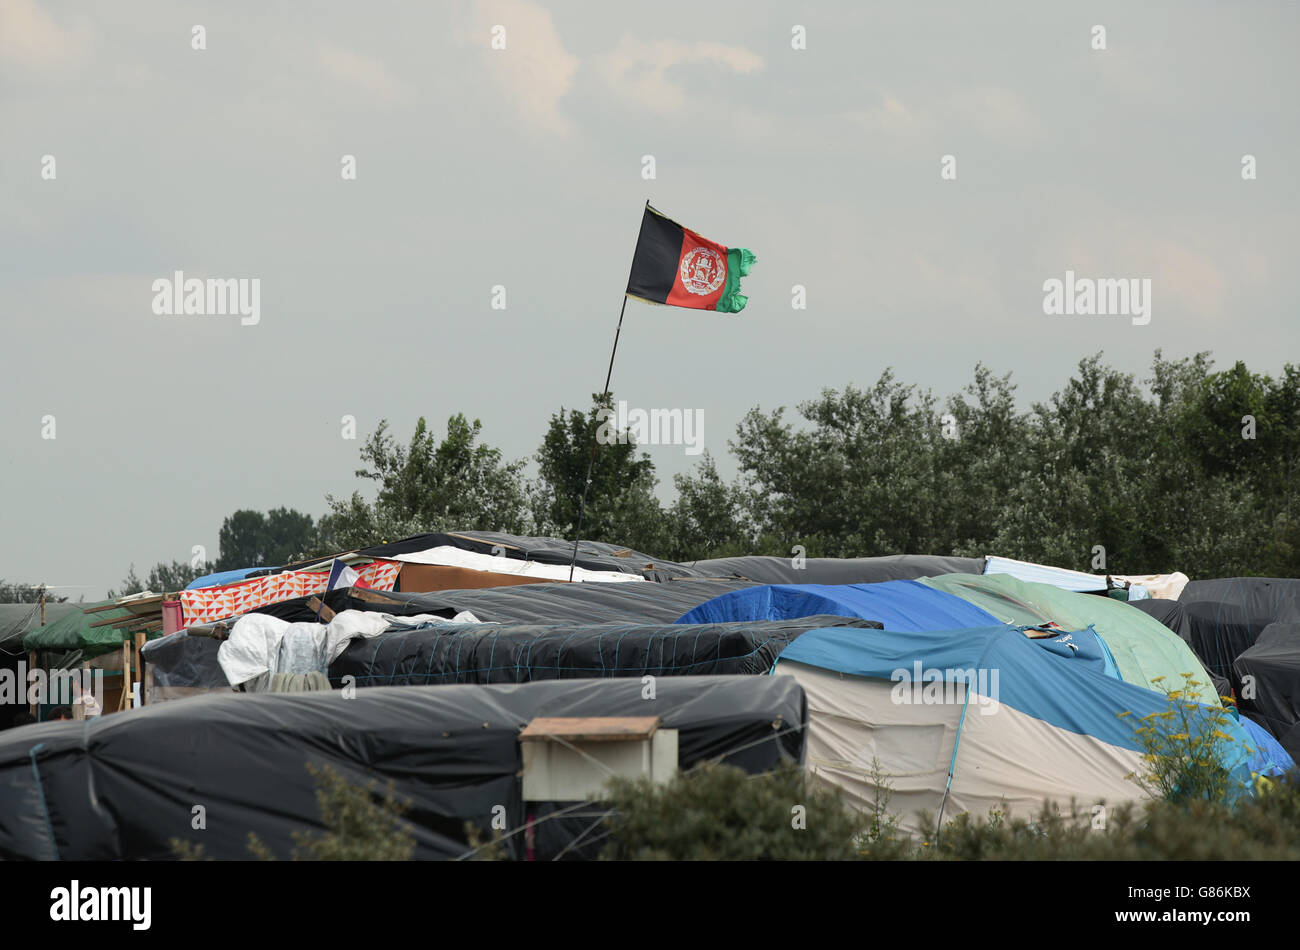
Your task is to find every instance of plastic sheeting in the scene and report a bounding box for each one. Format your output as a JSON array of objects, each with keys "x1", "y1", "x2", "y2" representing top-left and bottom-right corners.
[
  {"x1": 1128, "y1": 598, "x2": 1231, "y2": 699},
  {"x1": 141, "y1": 630, "x2": 231, "y2": 697},
  {"x1": 775, "y1": 624, "x2": 1256, "y2": 832},
  {"x1": 921, "y1": 573, "x2": 1221, "y2": 706},
  {"x1": 1234, "y1": 622, "x2": 1300, "y2": 761},
  {"x1": 674, "y1": 579, "x2": 1002, "y2": 632},
  {"x1": 389, "y1": 544, "x2": 647, "y2": 583},
  {"x1": 0, "y1": 603, "x2": 80, "y2": 654},
  {"x1": 982, "y1": 556, "x2": 1109, "y2": 592},
  {"x1": 358, "y1": 531, "x2": 716, "y2": 582},
  {"x1": 330, "y1": 615, "x2": 880, "y2": 687},
  {"x1": 0, "y1": 675, "x2": 806, "y2": 861},
  {"x1": 217, "y1": 609, "x2": 474, "y2": 691},
  {"x1": 685, "y1": 554, "x2": 983, "y2": 585},
  {"x1": 1180, "y1": 577, "x2": 1300, "y2": 625},
  {"x1": 270, "y1": 577, "x2": 761, "y2": 626}
]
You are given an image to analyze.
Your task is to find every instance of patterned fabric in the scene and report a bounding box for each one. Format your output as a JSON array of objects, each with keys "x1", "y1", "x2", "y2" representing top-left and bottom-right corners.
[{"x1": 179, "y1": 561, "x2": 400, "y2": 626}]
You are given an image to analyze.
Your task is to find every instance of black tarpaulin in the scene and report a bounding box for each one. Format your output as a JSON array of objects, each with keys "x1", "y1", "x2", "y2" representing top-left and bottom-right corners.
[
  {"x1": 356, "y1": 531, "x2": 719, "y2": 581},
  {"x1": 685, "y1": 554, "x2": 985, "y2": 585},
  {"x1": 1234, "y1": 622, "x2": 1300, "y2": 760},
  {"x1": 0, "y1": 675, "x2": 806, "y2": 861},
  {"x1": 255, "y1": 577, "x2": 759, "y2": 625},
  {"x1": 330, "y1": 615, "x2": 880, "y2": 687},
  {"x1": 1180, "y1": 577, "x2": 1300, "y2": 626}
]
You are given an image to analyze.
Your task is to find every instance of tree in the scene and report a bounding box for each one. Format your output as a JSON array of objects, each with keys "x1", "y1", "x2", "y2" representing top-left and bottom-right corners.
[
  {"x1": 108, "y1": 559, "x2": 214, "y2": 598},
  {"x1": 531, "y1": 394, "x2": 667, "y2": 554},
  {"x1": 664, "y1": 452, "x2": 753, "y2": 560},
  {"x1": 216, "y1": 508, "x2": 317, "y2": 569},
  {"x1": 317, "y1": 415, "x2": 529, "y2": 552},
  {"x1": 0, "y1": 581, "x2": 69, "y2": 604}
]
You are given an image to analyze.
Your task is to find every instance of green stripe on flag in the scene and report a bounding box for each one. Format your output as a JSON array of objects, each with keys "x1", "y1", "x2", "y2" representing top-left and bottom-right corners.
[{"x1": 716, "y1": 247, "x2": 755, "y2": 313}]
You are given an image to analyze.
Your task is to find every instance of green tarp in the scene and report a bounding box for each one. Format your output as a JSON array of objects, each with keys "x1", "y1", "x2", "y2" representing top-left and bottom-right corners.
[
  {"x1": 21, "y1": 601, "x2": 159, "y2": 659},
  {"x1": 921, "y1": 573, "x2": 1220, "y2": 705}
]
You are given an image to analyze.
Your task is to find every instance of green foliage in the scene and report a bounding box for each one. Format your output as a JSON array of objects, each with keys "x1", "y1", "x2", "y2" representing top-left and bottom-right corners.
[
  {"x1": 316, "y1": 415, "x2": 529, "y2": 552},
  {"x1": 725, "y1": 352, "x2": 1300, "y2": 576},
  {"x1": 109, "y1": 559, "x2": 214, "y2": 598},
  {"x1": 246, "y1": 762, "x2": 415, "y2": 861},
  {"x1": 121, "y1": 349, "x2": 1300, "y2": 579},
  {"x1": 1120, "y1": 674, "x2": 1246, "y2": 805},
  {"x1": 531, "y1": 393, "x2": 669, "y2": 555},
  {"x1": 600, "y1": 762, "x2": 867, "y2": 860},
  {"x1": 216, "y1": 507, "x2": 317, "y2": 569}
]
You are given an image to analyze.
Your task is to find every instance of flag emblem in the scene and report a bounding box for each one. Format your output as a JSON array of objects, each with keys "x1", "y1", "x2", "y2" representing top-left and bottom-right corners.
[
  {"x1": 626, "y1": 204, "x2": 754, "y2": 313},
  {"x1": 680, "y1": 246, "x2": 725, "y2": 295}
]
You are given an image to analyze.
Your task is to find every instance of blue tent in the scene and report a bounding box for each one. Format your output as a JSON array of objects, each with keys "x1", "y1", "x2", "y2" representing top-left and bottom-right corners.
[
  {"x1": 774, "y1": 624, "x2": 1257, "y2": 831},
  {"x1": 675, "y1": 579, "x2": 1003, "y2": 632},
  {"x1": 1238, "y1": 714, "x2": 1295, "y2": 776}
]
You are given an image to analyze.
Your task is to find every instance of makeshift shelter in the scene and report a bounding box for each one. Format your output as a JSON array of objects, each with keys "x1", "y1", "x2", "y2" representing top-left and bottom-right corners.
[
  {"x1": 1128, "y1": 598, "x2": 1232, "y2": 699},
  {"x1": 0, "y1": 603, "x2": 80, "y2": 654},
  {"x1": 0, "y1": 675, "x2": 805, "y2": 861},
  {"x1": 252, "y1": 577, "x2": 759, "y2": 626},
  {"x1": 1234, "y1": 623, "x2": 1300, "y2": 762},
  {"x1": 982, "y1": 556, "x2": 1110, "y2": 593},
  {"x1": 1180, "y1": 577, "x2": 1300, "y2": 625},
  {"x1": 773, "y1": 624, "x2": 1256, "y2": 834},
  {"x1": 920, "y1": 573, "x2": 1220, "y2": 705},
  {"x1": 686, "y1": 554, "x2": 983, "y2": 586},
  {"x1": 20, "y1": 598, "x2": 162, "y2": 717},
  {"x1": 357, "y1": 531, "x2": 714, "y2": 583},
  {"x1": 330, "y1": 615, "x2": 880, "y2": 688},
  {"x1": 674, "y1": 579, "x2": 1003, "y2": 631}
]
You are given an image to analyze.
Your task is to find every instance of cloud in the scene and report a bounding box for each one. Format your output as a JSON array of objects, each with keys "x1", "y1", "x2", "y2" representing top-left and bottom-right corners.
[
  {"x1": 475, "y1": 0, "x2": 579, "y2": 135},
  {"x1": 318, "y1": 42, "x2": 412, "y2": 105},
  {"x1": 0, "y1": 0, "x2": 91, "y2": 74},
  {"x1": 595, "y1": 36, "x2": 763, "y2": 116},
  {"x1": 947, "y1": 85, "x2": 1039, "y2": 146}
]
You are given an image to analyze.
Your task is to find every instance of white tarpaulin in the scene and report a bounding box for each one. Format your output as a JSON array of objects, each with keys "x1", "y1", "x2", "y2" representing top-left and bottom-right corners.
[
  {"x1": 983, "y1": 555, "x2": 1109, "y2": 593},
  {"x1": 218, "y1": 608, "x2": 479, "y2": 691},
  {"x1": 391, "y1": 544, "x2": 647, "y2": 583},
  {"x1": 1111, "y1": 572, "x2": 1190, "y2": 600}
]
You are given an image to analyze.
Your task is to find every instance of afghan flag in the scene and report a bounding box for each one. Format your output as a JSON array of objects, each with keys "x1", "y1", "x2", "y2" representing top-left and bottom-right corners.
[{"x1": 626, "y1": 204, "x2": 755, "y2": 313}]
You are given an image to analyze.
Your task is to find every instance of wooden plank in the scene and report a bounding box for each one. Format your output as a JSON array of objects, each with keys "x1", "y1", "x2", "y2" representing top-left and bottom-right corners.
[
  {"x1": 306, "y1": 597, "x2": 336, "y2": 622},
  {"x1": 519, "y1": 716, "x2": 660, "y2": 743},
  {"x1": 88, "y1": 614, "x2": 135, "y2": 629},
  {"x1": 349, "y1": 587, "x2": 404, "y2": 606}
]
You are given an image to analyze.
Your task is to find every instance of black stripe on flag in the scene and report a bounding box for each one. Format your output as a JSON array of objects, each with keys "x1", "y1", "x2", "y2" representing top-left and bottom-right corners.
[{"x1": 626, "y1": 205, "x2": 684, "y2": 304}]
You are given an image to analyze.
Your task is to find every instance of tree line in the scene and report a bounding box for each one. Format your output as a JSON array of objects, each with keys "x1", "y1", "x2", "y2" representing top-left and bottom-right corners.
[{"x1": 107, "y1": 349, "x2": 1299, "y2": 596}]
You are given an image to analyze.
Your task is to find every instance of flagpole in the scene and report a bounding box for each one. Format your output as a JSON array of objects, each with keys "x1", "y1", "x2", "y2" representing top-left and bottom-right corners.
[{"x1": 567, "y1": 202, "x2": 647, "y2": 581}]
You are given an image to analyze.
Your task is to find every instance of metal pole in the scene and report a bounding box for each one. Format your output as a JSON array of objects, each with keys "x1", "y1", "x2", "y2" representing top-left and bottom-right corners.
[{"x1": 568, "y1": 202, "x2": 648, "y2": 581}]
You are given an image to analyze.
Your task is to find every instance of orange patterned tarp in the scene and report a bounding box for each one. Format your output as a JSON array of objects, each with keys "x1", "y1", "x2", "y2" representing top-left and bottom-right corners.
[{"x1": 179, "y1": 560, "x2": 400, "y2": 626}]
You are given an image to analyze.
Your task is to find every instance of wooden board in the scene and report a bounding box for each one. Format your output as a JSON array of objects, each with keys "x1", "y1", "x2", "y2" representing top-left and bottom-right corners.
[{"x1": 519, "y1": 716, "x2": 660, "y2": 743}]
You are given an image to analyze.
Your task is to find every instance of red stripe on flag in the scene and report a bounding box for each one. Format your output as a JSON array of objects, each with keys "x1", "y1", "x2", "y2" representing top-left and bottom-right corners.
[{"x1": 664, "y1": 228, "x2": 729, "y2": 310}]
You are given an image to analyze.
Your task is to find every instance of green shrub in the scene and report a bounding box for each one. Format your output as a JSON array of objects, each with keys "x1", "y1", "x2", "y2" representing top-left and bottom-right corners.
[
  {"x1": 1120, "y1": 674, "x2": 1249, "y2": 805},
  {"x1": 600, "y1": 761, "x2": 868, "y2": 860}
]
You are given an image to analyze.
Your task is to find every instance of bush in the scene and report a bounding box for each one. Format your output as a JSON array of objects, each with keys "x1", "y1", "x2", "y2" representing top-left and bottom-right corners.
[{"x1": 600, "y1": 762, "x2": 868, "y2": 860}]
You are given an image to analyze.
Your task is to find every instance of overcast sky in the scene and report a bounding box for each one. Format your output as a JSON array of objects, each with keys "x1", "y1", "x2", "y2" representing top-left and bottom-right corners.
[{"x1": 2, "y1": 1, "x2": 1297, "y2": 599}]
